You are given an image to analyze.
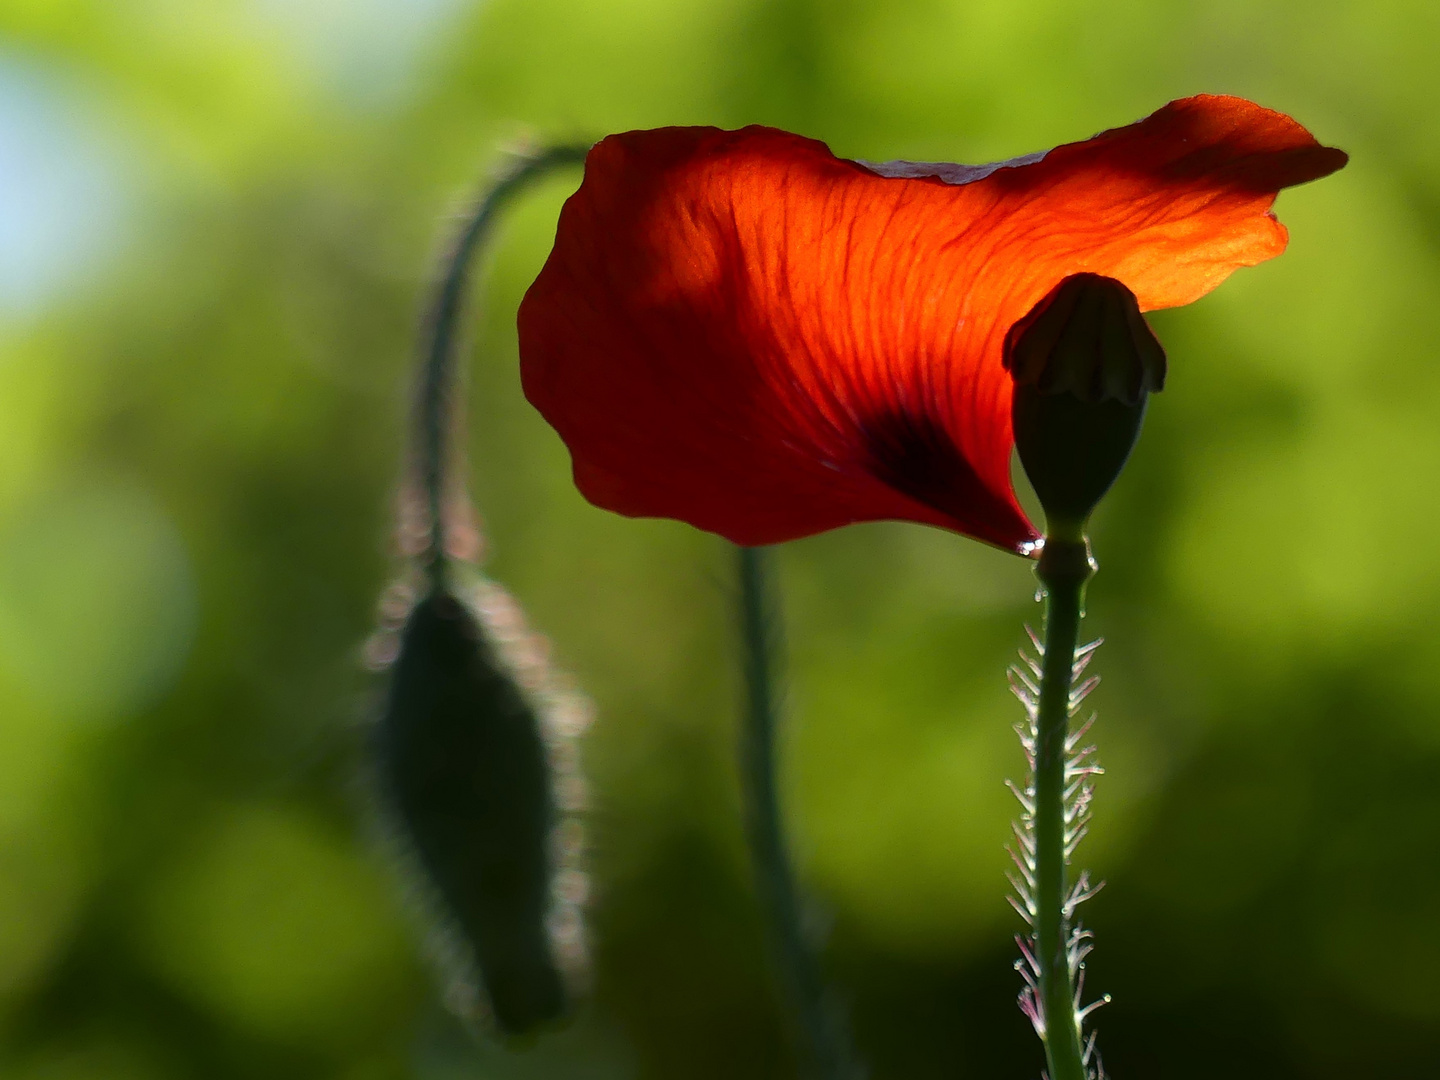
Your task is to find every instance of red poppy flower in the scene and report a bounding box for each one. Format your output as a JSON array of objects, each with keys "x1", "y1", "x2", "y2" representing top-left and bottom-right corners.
[{"x1": 518, "y1": 95, "x2": 1346, "y2": 554}]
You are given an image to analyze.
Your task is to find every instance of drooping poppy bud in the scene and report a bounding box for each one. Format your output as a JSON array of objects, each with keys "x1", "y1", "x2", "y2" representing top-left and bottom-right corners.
[
  {"x1": 375, "y1": 583, "x2": 586, "y2": 1034},
  {"x1": 1005, "y1": 274, "x2": 1166, "y2": 536}
]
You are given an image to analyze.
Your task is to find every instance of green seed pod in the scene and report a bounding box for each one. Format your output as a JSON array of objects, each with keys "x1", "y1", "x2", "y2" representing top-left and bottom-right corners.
[
  {"x1": 376, "y1": 586, "x2": 570, "y2": 1035},
  {"x1": 1005, "y1": 273, "x2": 1167, "y2": 535}
]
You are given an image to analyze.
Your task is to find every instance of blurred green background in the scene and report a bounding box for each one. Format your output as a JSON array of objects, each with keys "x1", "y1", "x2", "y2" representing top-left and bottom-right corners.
[{"x1": 0, "y1": 0, "x2": 1434, "y2": 1077}]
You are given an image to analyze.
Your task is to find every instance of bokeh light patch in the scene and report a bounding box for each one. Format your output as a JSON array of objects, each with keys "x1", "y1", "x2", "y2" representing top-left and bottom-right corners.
[
  {"x1": 0, "y1": 483, "x2": 196, "y2": 723},
  {"x1": 132, "y1": 802, "x2": 415, "y2": 1044},
  {"x1": 0, "y1": 53, "x2": 129, "y2": 316}
]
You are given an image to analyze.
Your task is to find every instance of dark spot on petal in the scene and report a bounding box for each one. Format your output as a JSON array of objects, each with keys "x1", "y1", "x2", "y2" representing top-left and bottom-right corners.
[{"x1": 860, "y1": 408, "x2": 1015, "y2": 536}]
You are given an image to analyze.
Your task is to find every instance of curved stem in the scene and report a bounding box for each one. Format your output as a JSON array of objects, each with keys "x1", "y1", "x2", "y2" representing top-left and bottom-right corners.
[
  {"x1": 415, "y1": 144, "x2": 590, "y2": 589},
  {"x1": 1032, "y1": 536, "x2": 1095, "y2": 1080},
  {"x1": 736, "y1": 545, "x2": 859, "y2": 1080}
]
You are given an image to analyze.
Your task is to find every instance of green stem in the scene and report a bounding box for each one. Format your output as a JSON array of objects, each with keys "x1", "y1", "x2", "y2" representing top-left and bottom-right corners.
[
  {"x1": 736, "y1": 545, "x2": 859, "y2": 1080},
  {"x1": 415, "y1": 143, "x2": 590, "y2": 590},
  {"x1": 1032, "y1": 534, "x2": 1095, "y2": 1080}
]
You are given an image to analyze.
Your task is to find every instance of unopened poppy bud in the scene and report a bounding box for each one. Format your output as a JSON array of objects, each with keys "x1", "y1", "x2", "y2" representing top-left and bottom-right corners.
[
  {"x1": 1004, "y1": 273, "x2": 1166, "y2": 535},
  {"x1": 376, "y1": 588, "x2": 567, "y2": 1034}
]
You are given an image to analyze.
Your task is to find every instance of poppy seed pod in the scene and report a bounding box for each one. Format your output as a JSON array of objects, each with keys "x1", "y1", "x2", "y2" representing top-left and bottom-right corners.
[
  {"x1": 1005, "y1": 274, "x2": 1166, "y2": 534},
  {"x1": 376, "y1": 588, "x2": 567, "y2": 1035}
]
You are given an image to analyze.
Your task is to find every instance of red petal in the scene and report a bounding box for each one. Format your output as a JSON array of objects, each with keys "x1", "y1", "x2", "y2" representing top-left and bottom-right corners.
[{"x1": 519, "y1": 95, "x2": 1345, "y2": 551}]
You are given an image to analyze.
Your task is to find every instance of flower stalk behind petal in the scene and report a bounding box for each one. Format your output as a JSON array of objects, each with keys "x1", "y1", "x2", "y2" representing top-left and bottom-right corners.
[{"x1": 736, "y1": 546, "x2": 862, "y2": 1080}]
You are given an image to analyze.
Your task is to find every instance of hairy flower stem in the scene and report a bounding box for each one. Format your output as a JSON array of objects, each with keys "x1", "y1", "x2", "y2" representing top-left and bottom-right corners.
[
  {"x1": 1033, "y1": 535, "x2": 1095, "y2": 1080},
  {"x1": 416, "y1": 144, "x2": 590, "y2": 589},
  {"x1": 736, "y1": 545, "x2": 860, "y2": 1080}
]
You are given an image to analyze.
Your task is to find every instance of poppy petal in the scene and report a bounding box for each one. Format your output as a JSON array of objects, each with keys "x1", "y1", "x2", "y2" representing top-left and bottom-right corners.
[{"x1": 519, "y1": 95, "x2": 1346, "y2": 552}]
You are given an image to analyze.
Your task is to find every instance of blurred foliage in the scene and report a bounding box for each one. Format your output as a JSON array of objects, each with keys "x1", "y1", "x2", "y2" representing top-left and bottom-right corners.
[{"x1": 0, "y1": 0, "x2": 1436, "y2": 1077}]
